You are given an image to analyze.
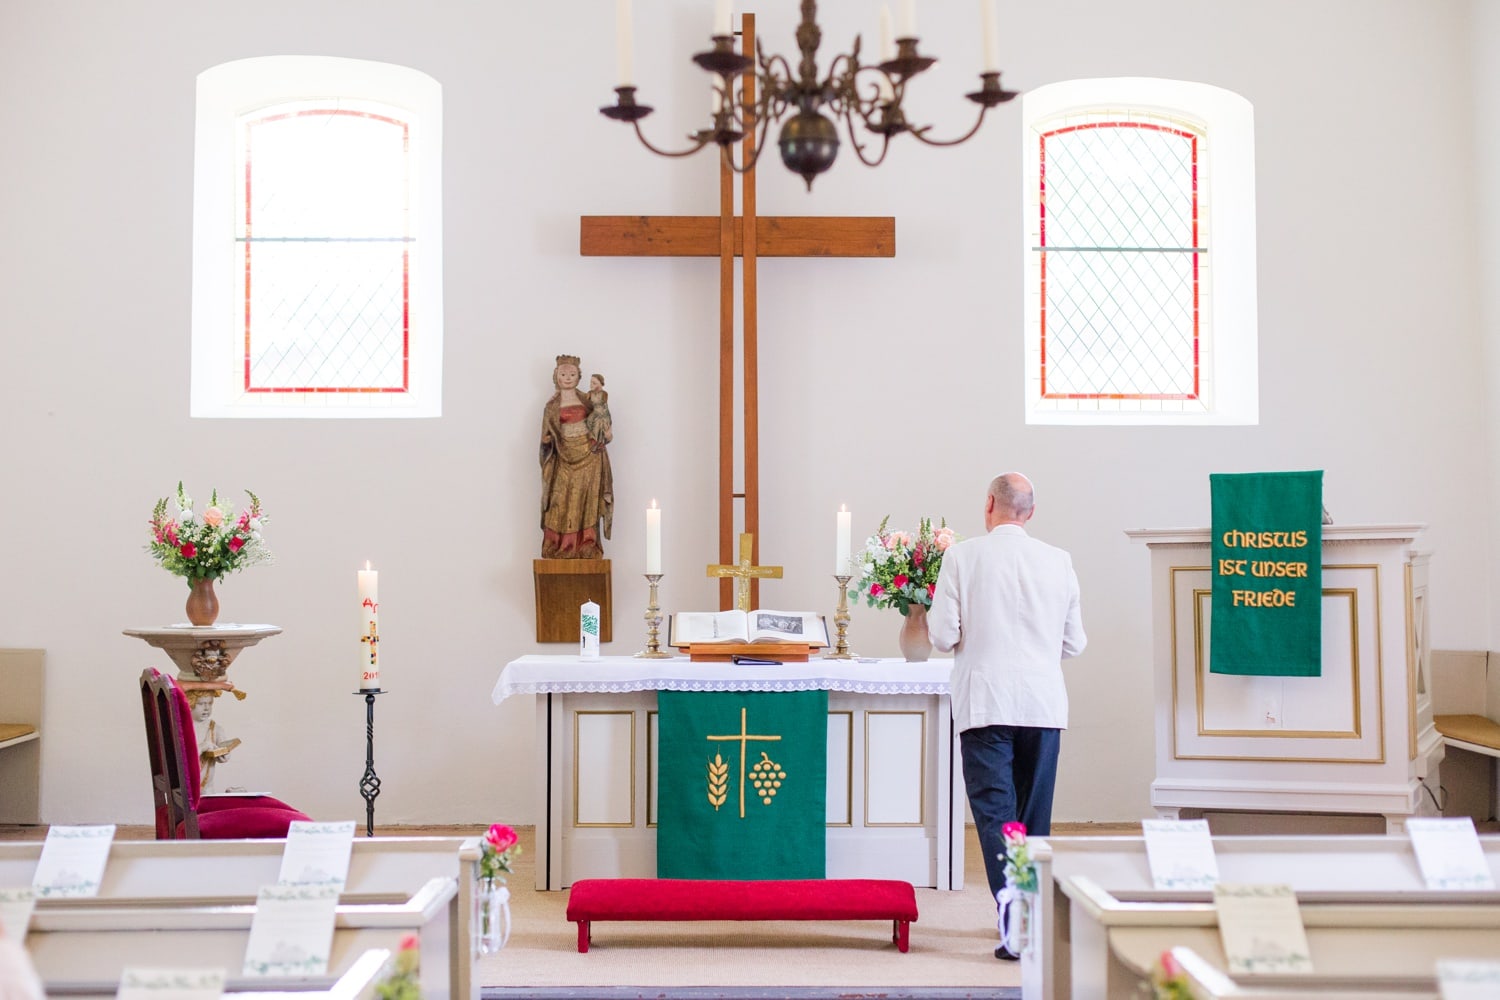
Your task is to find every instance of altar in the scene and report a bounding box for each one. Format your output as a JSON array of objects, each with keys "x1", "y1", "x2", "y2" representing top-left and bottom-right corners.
[{"x1": 493, "y1": 656, "x2": 965, "y2": 891}]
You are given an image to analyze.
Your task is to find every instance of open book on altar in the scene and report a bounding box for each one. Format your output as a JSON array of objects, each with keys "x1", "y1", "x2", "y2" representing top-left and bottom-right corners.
[{"x1": 668, "y1": 610, "x2": 830, "y2": 648}]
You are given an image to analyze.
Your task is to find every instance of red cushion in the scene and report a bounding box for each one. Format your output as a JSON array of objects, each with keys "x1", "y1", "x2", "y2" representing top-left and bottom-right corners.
[
  {"x1": 163, "y1": 675, "x2": 204, "y2": 807},
  {"x1": 190, "y1": 804, "x2": 310, "y2": 839},
  {"x1": 566, "y1": 878, "x2": 918, "y2": 922}
]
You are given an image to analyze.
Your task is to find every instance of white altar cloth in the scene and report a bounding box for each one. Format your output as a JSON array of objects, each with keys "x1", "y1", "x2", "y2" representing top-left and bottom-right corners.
[{"x1": 492, "y1": 654, "x2": 952, "y2": 703}]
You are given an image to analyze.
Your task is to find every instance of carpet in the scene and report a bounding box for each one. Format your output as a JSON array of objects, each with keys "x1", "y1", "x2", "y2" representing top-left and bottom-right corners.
[{"x1": 475, "y1": 826, "x2": 1020, "y2": 999}]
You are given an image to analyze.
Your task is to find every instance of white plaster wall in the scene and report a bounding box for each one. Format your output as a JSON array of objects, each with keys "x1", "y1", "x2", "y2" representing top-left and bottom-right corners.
[{"x1": 0, "y1": 0, "x2": 1489, "y2": 825}]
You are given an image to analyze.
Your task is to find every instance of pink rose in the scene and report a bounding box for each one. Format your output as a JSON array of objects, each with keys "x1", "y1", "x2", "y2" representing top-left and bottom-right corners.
[
  {"x1": 485, "y1": 823, "x2": 518, "y2": 853},
  {"x1": 1002, "y1": 821, "x2": 1027, "y2": 841},
  {"x1": 399, "y1": 933, "x2": 420, "y2": 952},
  {"x1": 935, "y1": 528, "x2": 955, "y2": 551},
  {"x1": 892, "y1": 574, "x2": 909, "y2": 589},
  {"x1": 228, "y1": 536, "x2": 245, "y2": 553},
  {"x1": 180, "y1": 542, "x2": 197, "y2": 559},
  {"x1": 202, "y1": 507, "x2": 224, "y2": 528},
  {"x1": 927, "y1": 583, "x2": 936, "y2": 598},
  {"x1": 869, "y1": 583, "x2": 884, "y2": 597},
  {"x1": 1157, "y1": 950, "x2": 1183, "y2": 979}
]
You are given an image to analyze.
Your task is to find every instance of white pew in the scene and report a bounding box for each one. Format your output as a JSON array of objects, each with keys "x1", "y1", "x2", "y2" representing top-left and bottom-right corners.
[
  {"x1": 1060, "y1": 874, "x2": 1500, "y2": 1000},
  {"x1": 58, "y1": 947, "x2": 394, "y2": 1000},
  {"x1": 24, "y1": 881, "x2": 455, "y2": 998},
  {"x1": 0, "y1": 837, "x2": 479, "y2": 1000},
  {"x1": 1167, "y1": 946, "x2": 1439, "y2": 1000},
  {"x1": 1027, "y1": 834, "x2": 1500, "y2": 1000}
]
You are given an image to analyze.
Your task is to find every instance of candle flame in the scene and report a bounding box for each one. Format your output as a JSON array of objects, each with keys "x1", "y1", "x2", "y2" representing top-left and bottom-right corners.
[
  {"x1": 365, "y1": 560, "x2": 371, "y2": 571},
  {"x1": 650, "y1": 498, "x2": 658, "y2": 509},
  {"x1": 840, "y1": 503, "x2": 848, "y2": 513}
]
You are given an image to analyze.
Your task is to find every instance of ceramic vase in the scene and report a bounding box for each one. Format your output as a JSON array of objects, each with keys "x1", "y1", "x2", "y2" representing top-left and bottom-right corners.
[
  {"x1": 185, "y1": 578, "x2": 219, "y2": 627},
  {"x1": 897, "y1": 604, "x2": 932, "y2": 662},
  {"x1": 474, "y1": 877, "x2": 511, "y2": 955}
]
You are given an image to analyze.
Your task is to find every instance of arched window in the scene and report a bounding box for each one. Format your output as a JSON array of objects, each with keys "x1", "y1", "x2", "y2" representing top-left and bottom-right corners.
[
  {"x1": 191, "y1": 57, "x2": 443, "y2": 417},
  {"x1": 1022, "y1": 79, "x2": 1257, "y2": 425}
]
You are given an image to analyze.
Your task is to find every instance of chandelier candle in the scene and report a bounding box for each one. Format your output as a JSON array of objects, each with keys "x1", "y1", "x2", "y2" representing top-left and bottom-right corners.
[
  {"x1": 358, "y1": 563, "x2": 380, "y2": 690},
  {"x1": 615, "y1": 0, "x2": 634, "y2": 86}
]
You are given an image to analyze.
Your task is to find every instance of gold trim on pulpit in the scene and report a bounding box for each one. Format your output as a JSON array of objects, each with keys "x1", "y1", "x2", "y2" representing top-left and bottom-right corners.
[
  {"x1": 863, "y1": 710, "x2": 926, "y2": 827},
  {"x1": 572, "y1": 710, "x2": 636, "y2": 828}
]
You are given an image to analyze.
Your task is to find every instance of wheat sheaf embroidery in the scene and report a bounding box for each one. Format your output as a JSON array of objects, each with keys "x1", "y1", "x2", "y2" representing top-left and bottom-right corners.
[{"x1": 706, "y1": 753, "x2": 729, "y2": 809}]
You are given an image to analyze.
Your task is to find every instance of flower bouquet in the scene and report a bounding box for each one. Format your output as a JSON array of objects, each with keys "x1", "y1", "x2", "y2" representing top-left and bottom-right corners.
[
  {"x1": 850, "y1": 516, "x2": 958, "y2": 617},
  {"x1": 999, "y1": 821, "x2": 1039, "y2": 956},
  {"x1": 147, "y1": 482, "x2": 271, "y2": 583},
  {"x1": 374, "y1": 934, "x2": 421, "y2": 1000},
  {"x1": 475, "y1": 824, "x2": 521, "y2": 955},
  {"x1": 1148, "y1": 949, "x2": 1193, "y2": 999}
]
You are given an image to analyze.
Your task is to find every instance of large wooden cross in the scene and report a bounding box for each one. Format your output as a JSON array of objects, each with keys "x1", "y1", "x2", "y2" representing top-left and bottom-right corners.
[{"x1": 581, "y1": 12, "x2": 895, "y2": 610}]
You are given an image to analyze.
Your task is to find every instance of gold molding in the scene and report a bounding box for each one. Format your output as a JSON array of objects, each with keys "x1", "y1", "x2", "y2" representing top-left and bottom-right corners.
[
  {"x1": 572, "y1": 710, "x2": 636, "y2": 828},
  {"x1": 827, "y1": 710, "x2": 854, "y2": 827},
  {"x1": 646, "y1": 710, "x2": 658, "y2": 828},
  {"x1": 1168, "y1": 563, "x2": 1387, "y2": 764},
  {"x1": 863, "y1": 710, "x2": 926, "y2": 827}
]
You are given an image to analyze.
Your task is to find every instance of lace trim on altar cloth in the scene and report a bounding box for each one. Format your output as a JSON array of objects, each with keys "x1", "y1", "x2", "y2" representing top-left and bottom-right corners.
[{"x1": 492, "y1": 677, "x2": 951, "y2": 702}]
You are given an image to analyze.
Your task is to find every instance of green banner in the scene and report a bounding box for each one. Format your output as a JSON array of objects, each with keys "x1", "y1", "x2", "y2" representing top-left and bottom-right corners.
[
  {"x1": 1210, "y1": 471, "x2": 1323, "y2": 676},
  {"x1": 656, "y1": 691, "x2": 827, "y2": 879}
]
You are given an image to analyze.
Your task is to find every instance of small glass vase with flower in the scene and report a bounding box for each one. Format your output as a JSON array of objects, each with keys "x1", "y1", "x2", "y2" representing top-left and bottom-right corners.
[
  {"x1": 850, "y1": 516, "x2": 959, "y2": 661},
  {"x1": 473, "y1": 824, "x2": 521, "y2": 955},
  {"x1": 999, "y1": 821, "x2": 1040, "y2": 957},
  {"x1": 146, "y1": 482, "x2": 271, "y2": 626}
]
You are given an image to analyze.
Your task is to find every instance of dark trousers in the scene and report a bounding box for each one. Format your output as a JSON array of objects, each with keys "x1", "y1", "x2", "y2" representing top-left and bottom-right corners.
[{"x1": 959, "y1": 724, "x2": 1061, "y2": 910}]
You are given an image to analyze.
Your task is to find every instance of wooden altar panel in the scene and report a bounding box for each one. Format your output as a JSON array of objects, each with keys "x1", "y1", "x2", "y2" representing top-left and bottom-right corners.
[{"x1": 866, "y1": 711, "x2": 925, "y2": 825}]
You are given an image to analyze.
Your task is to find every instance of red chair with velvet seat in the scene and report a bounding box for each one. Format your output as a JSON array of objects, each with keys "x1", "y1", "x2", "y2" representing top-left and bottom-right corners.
[{"x1": 140, "y1": 668, "x2": 309, "y2": 839}]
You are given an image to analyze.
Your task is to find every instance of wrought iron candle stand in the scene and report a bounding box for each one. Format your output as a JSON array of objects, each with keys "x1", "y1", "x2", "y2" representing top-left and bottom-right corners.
[
  {"x1": 353, "y1": 688, "x2": 385, "y2": 836},
  {"x1": 635, "y1": 573, "x2": 672, "y2": 658},
  {"x1": 824, "y1": 575, "x2": 855, "y2": 659}
]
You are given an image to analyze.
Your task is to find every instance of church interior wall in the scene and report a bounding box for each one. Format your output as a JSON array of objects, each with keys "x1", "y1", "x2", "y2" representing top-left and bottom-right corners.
[{"x1": 0, "y1": 0, "x2": 1492, "y2": 827}]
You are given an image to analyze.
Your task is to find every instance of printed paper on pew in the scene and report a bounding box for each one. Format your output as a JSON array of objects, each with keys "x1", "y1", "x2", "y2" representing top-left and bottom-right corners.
[
  {"x1": 1212, "y1": 883, "x2": 1313, "y2": 976},
  {"x1": 241, "y1": 884, "x2": 340, "y2": 978},
  {"x1": 1142, "y1": 819, "x2": 1219, "y2": 891},
  {"x1": 1437, "y1": 958, "x2": 1500, "y2": 1000},
  {"x1": 277, "y1": 820, "x2": 357, "y2": 890},
  {"x1": 117, "y1": 967, "x2": 226, "y2": 1000},
  {"x1": 1406, "y1": 817, "x2": 1496, "y2": 891},
  {"x1": 31, "y1": 825, "x2": 115, "y2": 898},
  {"x1": 0, "y1": 888, "x2": 36, "y2": 942}
]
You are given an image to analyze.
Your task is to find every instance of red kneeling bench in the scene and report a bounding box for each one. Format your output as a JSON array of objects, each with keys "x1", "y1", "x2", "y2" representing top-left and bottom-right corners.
[{"x1": 566, "y1": 878, "x2": 919, "y2": 953}]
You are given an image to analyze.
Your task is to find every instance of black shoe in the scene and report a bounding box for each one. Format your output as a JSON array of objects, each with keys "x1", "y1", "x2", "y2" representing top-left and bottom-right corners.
[{"x1": 995, "y1": 945, "x2": 1020, "y2": 961}]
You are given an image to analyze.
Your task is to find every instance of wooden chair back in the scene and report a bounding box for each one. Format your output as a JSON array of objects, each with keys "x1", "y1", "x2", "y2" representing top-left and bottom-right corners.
[{"x1": 139, "y1": 668, "x2": 201, "y2": 839}]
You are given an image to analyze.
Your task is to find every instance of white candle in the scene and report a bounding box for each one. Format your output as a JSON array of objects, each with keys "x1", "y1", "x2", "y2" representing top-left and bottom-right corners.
[
  {"x1": 358, "y1": 562, "x2": 379, "y2": 690},
  {"x1": 713, "y1": 0, "x2": 732, "y2": 37},
  {"x1": 646, "y1": 500, "x2": 662, "y2": 574},
  {"x1": 876, "y1": 73, "x2": 895, "y2": 104},
  {"x1": 980, "y1": 0, "x2": 999, "y2": 72},
  {"x1": 835, "y1": 505, "x2": 852, "y2": 575},
  {"x1": 616, "y1": 0, "x2": 635, "y2": 86},
  {"x1": 879, "y1": 4, "x2": 895, "y2": 60},
  {"x1": 900, "y1": 0, "x2": 917, "y2": 38}
]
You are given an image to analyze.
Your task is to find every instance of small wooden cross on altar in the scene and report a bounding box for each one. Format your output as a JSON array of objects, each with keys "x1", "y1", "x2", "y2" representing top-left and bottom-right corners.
[{"x1": 706, "y1": 533, "x2": 783, "y2": 612}]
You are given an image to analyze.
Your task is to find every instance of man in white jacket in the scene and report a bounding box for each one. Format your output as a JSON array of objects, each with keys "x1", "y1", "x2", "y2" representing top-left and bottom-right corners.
[{"x1": 927, "y1": 472, "x2": 1087, "y2": 959}]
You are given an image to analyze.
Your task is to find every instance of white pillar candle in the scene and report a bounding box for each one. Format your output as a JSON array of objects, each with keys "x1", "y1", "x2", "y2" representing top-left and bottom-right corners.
[
  {"x1": 646, "y1": 500, "x2": 662, "y2": 574},
  {"x1": 713, "y1": 0, "x2": 732, "y2": 36},
  {"x1": 900, "y1": 0, "x2": 917, "y2": 38},
  {"x1": 836, "y1": 505, "x2": 852, "y2": 575},
  {"x1": 358, "y1": 563, "x2": 379, "y2": 690},
  {"x1": 980, "y1": 0, "x2": 999, "y2": 72},
  {"x1": 879, "y1": 4, "x2": 895, "y2": 60},
  {"x1": 616, "y1": 0, "x2": 635, "y2": 86}
]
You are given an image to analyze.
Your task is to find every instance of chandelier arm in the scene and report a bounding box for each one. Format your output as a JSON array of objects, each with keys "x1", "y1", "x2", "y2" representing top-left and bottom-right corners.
[
  {"x1": 632, "y1": 120, "x2": 716, "y2": 158},
  {"x1": 724, "y1": 98, "x2": 780, "y2": 175},
  {"x1": 906, "y1": 106, "x2": 992, "y2": 148},
  {"x1": 843, "y1": 112, "x2": 893, "y2": 168}
]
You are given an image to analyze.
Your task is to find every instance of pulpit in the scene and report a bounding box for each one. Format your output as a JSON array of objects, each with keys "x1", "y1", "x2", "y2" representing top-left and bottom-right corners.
[{"x1": 1126, "y1": 524, "x2": 1441, "y2": 832}]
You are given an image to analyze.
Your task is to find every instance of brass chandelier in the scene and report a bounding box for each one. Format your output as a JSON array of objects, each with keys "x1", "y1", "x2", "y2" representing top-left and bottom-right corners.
[{"x1": 601, "y1": 0, "x2": 1019, "y2": 190}]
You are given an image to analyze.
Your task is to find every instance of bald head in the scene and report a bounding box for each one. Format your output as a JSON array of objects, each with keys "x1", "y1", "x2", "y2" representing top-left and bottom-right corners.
[{"x1": 985, "y1": 473, "x2": 1035, "y2": 529}]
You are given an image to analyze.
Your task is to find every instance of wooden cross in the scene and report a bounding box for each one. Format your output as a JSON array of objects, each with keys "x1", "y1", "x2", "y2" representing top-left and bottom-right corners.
[
  {"x1": 706, "y1": 706, "x2": 782, "y2": 817},
  {"x1": 706, "y1": 532, "x2": 783, "y2": 612},
  {"x1": 581, "y1": 12, "x2": 895, "y2": 610}
]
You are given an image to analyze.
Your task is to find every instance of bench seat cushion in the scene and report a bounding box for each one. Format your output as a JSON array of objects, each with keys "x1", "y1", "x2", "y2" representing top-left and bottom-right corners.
[
  {"x1": 567, "y1": 878, "x2": 918, "y2": 922},
  {"x1": 0, "y1": 723, "x2": 37, "y2": 745},
  {"x1": 1434, "y1": 714, "x2": 1500, "y2": 751}
]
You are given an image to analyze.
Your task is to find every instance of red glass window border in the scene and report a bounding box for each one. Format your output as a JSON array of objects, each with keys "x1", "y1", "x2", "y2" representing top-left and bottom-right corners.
[
  {"x1": 1038, "y1": 120, "x2": 1200, "y2": 402},
  {"x1": 242, "y1": 108, "x2": 411, "y2": 395}
]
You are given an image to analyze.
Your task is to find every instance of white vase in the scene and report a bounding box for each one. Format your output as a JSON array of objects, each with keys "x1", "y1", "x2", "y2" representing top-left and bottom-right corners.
[{"x1": 474, "y1": 877, "x2": 511, "y2": 955}]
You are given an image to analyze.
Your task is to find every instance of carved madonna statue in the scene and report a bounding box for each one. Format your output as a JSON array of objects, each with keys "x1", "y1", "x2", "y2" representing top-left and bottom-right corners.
[{"x1": 539, "y1": 354, "x2": 613, "y2": 558}]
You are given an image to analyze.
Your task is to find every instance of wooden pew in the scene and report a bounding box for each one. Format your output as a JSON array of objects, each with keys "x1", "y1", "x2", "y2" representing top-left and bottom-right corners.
[
  {"x1": 0, "y1": 836, "x2": 479, "y2": 1000},
  {"x1": 0, "y1": 649, "x2": 43, "y2": 825},
  {"x1": 1060, "y1": 875, "x2": 1500, "y2": 999},
  {"x1": 1166, "y1": 946, "x2": 1440, "y2": 1000},
  {"x1": 57, "y1": 947, "x2": 393, "y2": 1000},
  {"x1": 1026, "y1": 834, "x2": 1500, "y2": 1000}
]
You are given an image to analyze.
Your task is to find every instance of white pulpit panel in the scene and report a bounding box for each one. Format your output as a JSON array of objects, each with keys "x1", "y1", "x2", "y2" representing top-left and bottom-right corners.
[
  {"x1": 1171, "y1": 565, "x2": 1382, "y2": 762},
  {"x1": 827, "y1": 711, "x2": 852, "y2": 825},
  {"x1": 865, "y1": 712, "x2": 925, "y2": 825},
  {"x1": 574, "y1": 711, "x2": 633, "y2": 826}
]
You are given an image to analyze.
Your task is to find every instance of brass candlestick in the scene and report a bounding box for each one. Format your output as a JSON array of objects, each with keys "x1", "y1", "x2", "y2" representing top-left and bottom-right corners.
[
  {"x1": 635, "y1": 573, "x2": 671, "y2": 659},
  {"x1": 824, "y1": 574, "x2": 855, "y2": 659}
]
